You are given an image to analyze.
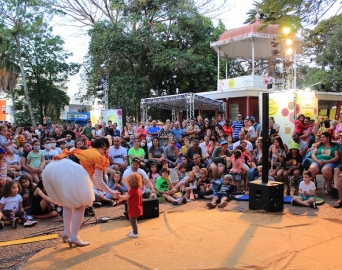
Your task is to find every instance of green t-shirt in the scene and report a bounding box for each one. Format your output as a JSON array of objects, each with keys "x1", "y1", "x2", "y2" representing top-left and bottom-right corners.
[
  {"x1": 82, "y1": 126, "x2": 94, "y2": 139},
  {"x1": 155, "y1": 176, "x2": 170, "y2": 193},
  {"x1": 316, "y1": 144, "x2": 338, "y2": 161},
  {"x1": 27, "y1": 150, "x2": 44, "y2": 168},
  {"x1": 128, "y1": 147, "x2": 145, "y2": 164}
]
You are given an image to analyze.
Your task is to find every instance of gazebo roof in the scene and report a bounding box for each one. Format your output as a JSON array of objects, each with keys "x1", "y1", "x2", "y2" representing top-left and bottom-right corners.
[
  {"x1": 218, "y1": 20, "x2": 278, "y2": 42},
  {"x1": 210, "y1": 19, "x2": 302, "y2": 60}
]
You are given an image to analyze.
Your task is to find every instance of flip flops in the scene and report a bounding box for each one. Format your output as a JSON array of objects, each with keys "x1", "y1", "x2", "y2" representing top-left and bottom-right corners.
[{"x1": 334, "y1": 201, "x2": 342, "y2": 208}]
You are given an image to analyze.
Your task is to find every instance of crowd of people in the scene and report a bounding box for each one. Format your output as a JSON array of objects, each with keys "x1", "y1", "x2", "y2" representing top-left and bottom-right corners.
[{"x1": 1, "y1": 111, "x2": 342, "y2": 242}]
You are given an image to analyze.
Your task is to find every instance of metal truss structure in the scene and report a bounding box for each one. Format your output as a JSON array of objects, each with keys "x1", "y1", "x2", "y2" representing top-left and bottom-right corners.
[{"x1": 140, "y1": 93, "x2": 226, "y2": 122}]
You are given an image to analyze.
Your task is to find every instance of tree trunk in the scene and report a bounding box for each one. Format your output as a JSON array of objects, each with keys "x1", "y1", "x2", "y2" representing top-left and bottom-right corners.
[
  {"x1": 10, "y1": 87, "x2": 16, "y2": 125},
  {"x1": 14, "y1": 33, "x2": 36, "y2": 126}
]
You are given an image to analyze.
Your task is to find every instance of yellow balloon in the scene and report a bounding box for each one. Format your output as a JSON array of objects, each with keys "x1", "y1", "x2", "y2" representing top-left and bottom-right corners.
[{"x1": 269, "y1": 98, "x2": 279, "y2": 117}]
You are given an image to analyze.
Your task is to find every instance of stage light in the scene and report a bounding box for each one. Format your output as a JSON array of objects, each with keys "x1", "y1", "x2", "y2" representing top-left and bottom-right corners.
[{"x1": 283, "y1": 27, "x2": 291, "y2": 35}]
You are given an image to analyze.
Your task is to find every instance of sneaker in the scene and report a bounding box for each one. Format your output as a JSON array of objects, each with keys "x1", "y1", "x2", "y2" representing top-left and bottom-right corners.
[
  {"x1": 12, "y1": 217, "x2": 20, "y2": 229},
  {"x1": 172, "y1": 200, "x2": 179, "y2": 205},
  {"x1": 309, "y1": 202, "x2": 317, "y2": 209},
  {"x1": 206, "y1": 202, "x2": 217, "y2": 209},
  {"x1": 182, "y1": 197, "x2": 187, "y2": 204},
  {"x1": 218, "y1": 201, "x2": 228, "y2": 209},
  {"x1": 194, "y1": 194, "x2": 199, "y2": 199},
  {"x1": 291, "y1": 199, "x2": 298, "y2": 206},
  {"x1": 23, "y1": 220, "x2": 37, "y2": 227},
  {"x1": 128, "y1": 232, "x2": 139, "y2": 238}
]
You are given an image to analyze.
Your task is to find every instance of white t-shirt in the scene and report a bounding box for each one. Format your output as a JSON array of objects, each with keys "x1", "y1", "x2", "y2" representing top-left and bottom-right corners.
[
  {"x1": 299, "y1": 181, "x2": 316, "y2": 193},
  {"x1": 199, "y1": 142, "x2": 210, "y2": 159},
  {"x1": 232, "y1": 140, "x2": 254, "y2": 151},
  {"x1": 6, "y1": 154, "x2": 20, "y2": 165},
  {"x1": 247, "y1": 126, "x2": 256, "y2": 138},
  {"x1": 43, "y1": 149, "x2": 59, "y2": 161},
  {"x1": 123, "y1": 167, "x2": 148, "y2": 193},
  {"x1": 108, "y1": 146, "x2": 127, "y2": 165},
  {"x1": 0, "y1": 194, "x2": 23, "y2": 210}
]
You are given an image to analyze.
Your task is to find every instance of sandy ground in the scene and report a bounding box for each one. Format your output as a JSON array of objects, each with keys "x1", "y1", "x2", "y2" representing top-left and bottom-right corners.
[{"x1": 0, "y1": 175, "x2": 341, "y2": 269}]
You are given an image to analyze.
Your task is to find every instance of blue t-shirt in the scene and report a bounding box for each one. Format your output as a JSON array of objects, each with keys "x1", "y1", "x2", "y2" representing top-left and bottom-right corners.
[
  {"x1": 171, "y1": 128, "x2": 184, "y2": 142},
  {"x1": 232, "y1": 120, "x2": 244, "y2": 138},
  {"x1": 148, "y1": 126, "x2": 160, "y2": 135}
]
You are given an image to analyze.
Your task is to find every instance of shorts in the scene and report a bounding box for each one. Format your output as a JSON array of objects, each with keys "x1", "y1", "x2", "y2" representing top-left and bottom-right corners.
[
  {"x1": 299, "y1": 194, "x2": 315, "y2": 201},
  {"x1": 214, "y1": 193, "x2": 228, "y2": 200},
  {"x1": 229, "y1": 174, "x2": 242, "y2": 181},
  {"x1": 311, "y1": 162, "x2": 337, "y2": 172},
  {"x1": 335, "y1": 164, "x2": 342, "y2": 171}
]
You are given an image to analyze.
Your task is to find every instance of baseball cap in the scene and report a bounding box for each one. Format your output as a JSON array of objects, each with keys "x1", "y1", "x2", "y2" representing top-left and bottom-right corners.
[
  {"x1": 0, "y1": 148, "x2": 6, "y2": 154},
  {"x1": 132, "y1": 158, "x2": 141, "y2": 163}
]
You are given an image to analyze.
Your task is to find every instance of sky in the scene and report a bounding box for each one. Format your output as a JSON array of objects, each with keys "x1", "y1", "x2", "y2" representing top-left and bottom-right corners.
[{"x1": 51, "y1": 0, "x2": 256, "y2": 95}]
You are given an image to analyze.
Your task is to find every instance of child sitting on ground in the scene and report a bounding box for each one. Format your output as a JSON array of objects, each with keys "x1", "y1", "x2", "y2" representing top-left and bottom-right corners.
[
  {"x1": 156, "y1": 167, "x2": 187, "y2": 205},
  {"x1": 291, "y1": 170, "x2": 317, "y2": 209},
  {"x1": 19, "y1": 175, "x2": 36, "y2": 213},
  {"x1": 177, "y1": 165, "x2": 188, "y2": 181},
  {"x1": 148, "y1": 163, "x2": 160, "y2": 187},
  {"x1": 192, "y1": 166, "x2": 200, "y2": 178},
  {"x1": 257, "y1": 165, "x2": 275, "y2": 181},
  {"x1": 0, "y1": 181, "x2": 37, "y2": 228},
  {"x1": 183, "y1": 171, "x2": 197, "y2": 200},
  {"x1": 206, "y1": 174, "x2": 234, "y2": 209}
]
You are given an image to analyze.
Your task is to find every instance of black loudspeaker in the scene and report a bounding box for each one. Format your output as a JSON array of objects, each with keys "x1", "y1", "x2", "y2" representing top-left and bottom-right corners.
[
  {"x1": 124, "y1": 198, "x2": 159, "y2": 220},
  {"x1": 249, "y1": 180, "x2": 284, "y2": 212}
]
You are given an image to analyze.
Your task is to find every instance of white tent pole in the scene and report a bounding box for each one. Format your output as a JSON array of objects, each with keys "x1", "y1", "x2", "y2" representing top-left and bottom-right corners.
[
  {"x1": 252, "y1": 39, "x2": 255, "y2": 75},
  {"x1": 225, "y1": 60, "x2": 228, "y2": 79},
  {"x1": 217, "y1": 49, "x2": 220, "y2": 83}
]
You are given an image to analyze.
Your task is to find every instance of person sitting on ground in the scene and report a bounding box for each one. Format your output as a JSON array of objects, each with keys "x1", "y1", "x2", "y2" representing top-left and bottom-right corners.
[
  {"x1": 282, "y1": 143, "x2": 303, "y2": 196},
  {"x1": 194, "y1": 168, "x2": 212, "y2": 199},
  {"x1": 0, "y1": 180, "x2": 37, "y2": 228},
  {"x1": 257, "y1": 166, "x2": 275, "y2": 181},
  {"x1": 182, "y1": 171, "x2": 197, "y2": 201},
  {"x1": 206, "y1": 174, "x2": 234, "y2": 209},
  {"x1": 155, "y1": 167, "x2": 187, "y2": 205},
  {"x1": 19, "y1": 175, "x2": 36, "y2": 213},
  {"x1": 31, "y1": 180, "x2": 59, "y2": 218},
  {"x1": 291, "y1": 171, "x2": 317, "y2": 209}
]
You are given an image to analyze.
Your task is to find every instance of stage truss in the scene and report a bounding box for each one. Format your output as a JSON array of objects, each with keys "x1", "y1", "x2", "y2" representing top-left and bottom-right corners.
[{"x1": 140, "y1": 93, "x2": 226, "y2": 122}]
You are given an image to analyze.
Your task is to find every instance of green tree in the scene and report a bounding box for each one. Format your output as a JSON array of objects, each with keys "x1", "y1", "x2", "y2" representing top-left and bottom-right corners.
[
  {"x1": 0, "y1": 0, "x2": 54, "y2": 126},
  {"x1": 83, "y1": 0, "x2": 228, "y2": 119},
  {"x1": 297, "y1": 16, "x2": 342, "y2": 92},
  {"x1": 16, "y1": 21, "x2": 80, "y2": 124},
  {"x1": 0, "y1": 32, "x2": 19, "y2": 123}
]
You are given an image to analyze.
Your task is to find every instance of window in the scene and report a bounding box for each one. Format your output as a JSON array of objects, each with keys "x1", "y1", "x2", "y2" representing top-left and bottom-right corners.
[{"x1": 229, "y1": 104, "x2": 239, "y2": 120}]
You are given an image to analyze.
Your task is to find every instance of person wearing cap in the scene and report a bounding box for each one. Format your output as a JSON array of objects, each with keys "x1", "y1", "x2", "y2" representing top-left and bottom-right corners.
[
  {"x1": 282, "y1": 143, "x2": 303, "y2": 196},
  {"x1": 123, "y1": 158, "x2": 156, "y2": 198},
  {"x1": 81, "y1": 121, "x2": 94, "y2": 140}
]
